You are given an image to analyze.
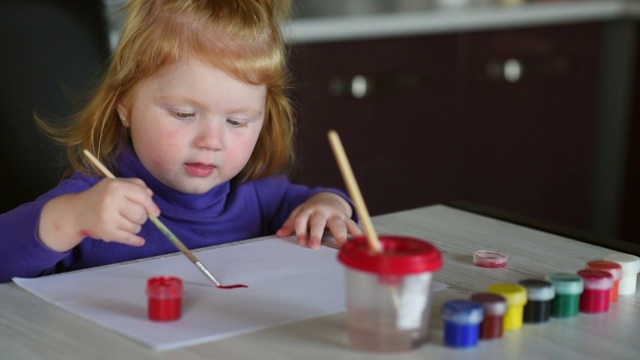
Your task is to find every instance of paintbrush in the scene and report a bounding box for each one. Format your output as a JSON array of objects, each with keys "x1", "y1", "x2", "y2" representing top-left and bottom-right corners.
[
  {"x1": 327, "y1": 130, "x2": 382, "y2": 252},
  {"x1": 327, "y1": 130, "x2": 402, "y2": 307},
  {"x1": 82, "y1": 149, "x2": 246, "y2": 289}
]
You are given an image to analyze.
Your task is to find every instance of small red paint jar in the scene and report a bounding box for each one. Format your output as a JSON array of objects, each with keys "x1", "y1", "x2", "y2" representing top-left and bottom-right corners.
[
  {"x1": 469, "y1": 292, "x2": 507, "y2": 340},
  {"x1": 146, "y1": 276, "x2": 183, "y2": 321},
  {"x1": 585, "y1": 260, "x2": 622, "y2": 302},
  {"x1": 576, "y1": 269, "x2": 613, "y2": 314},
  {"x1": 473, "y1": 250, "x2": 508, "y2": 268}
]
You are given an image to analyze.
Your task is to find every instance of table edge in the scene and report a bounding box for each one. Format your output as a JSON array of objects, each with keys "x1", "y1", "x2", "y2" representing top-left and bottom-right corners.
[{"x1": 446, "y1": 200, "x2": 640, "y2": 256}]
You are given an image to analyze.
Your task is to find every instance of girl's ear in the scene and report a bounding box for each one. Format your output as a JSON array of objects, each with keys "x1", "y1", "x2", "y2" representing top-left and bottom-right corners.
[{"x1": 116, "y1": 99, "x2": 130, "y2": 128}]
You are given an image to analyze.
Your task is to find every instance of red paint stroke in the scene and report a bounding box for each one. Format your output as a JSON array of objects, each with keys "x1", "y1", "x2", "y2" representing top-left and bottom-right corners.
[{"x1": 218, "y1": 284, "x2": 248, "y2": 289}]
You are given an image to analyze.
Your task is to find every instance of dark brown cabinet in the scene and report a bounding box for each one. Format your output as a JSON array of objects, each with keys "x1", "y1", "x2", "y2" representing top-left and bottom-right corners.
[
  {"x1": 290, "y1": 33, "x2": 466, "y2": 215},
  {"x1": 457, "y1": 23, "x2": 602, "y2": 231},
  {"x1": 621, "y1": 21, "x2": 640, "y2": 243},
  {"x1": 290, "y1": 22, "x2": 603, "y2": 231}
]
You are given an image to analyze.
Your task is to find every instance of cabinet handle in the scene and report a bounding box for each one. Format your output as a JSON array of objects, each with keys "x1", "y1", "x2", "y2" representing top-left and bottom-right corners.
[
  {"x1": 485, "y1": 57, "x2": 571, "y2": 82},
  {"x1": 328, "y1": 73, "x2": 430, "y2": 98}
]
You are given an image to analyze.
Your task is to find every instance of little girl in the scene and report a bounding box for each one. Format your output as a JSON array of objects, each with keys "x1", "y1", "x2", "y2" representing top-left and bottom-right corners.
[{"x1": 0, "y1": 0, "x2": 361, "y2": 282}]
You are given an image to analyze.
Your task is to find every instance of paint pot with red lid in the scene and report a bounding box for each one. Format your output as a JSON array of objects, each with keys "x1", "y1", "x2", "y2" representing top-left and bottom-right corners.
[
  {"x1": 576, "y1": 269, "x2": 613, "y2": 314},
  {"x1": 146, "y1": 276, "x2": 183, "y2": 322},
  {"x1": 585, "y1": 260, "x2": 622, "y2": 302},
  {"x1": 518, "y1": 279, "x2": 555, "y2": 323},
  {"x1": 469, "y1": 292, "x2": 507, "y2": 340},
  {"x1": 441, "y1": 300, "x2": 484, "y2": 348},
  {"x1": 338, "y1": 235, "x2": 443, "y2": 352}
]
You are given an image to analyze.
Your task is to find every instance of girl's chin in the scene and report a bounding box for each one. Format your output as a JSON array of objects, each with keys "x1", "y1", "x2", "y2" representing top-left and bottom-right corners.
[{"x1": 169, "y1": 180, "x2": 223, "y2": 194}]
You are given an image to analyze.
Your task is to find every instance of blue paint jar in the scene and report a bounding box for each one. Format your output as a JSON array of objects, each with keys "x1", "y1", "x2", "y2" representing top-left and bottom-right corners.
[{"x1": 441, "y1": 300, "x2": 484, "y2": 348}]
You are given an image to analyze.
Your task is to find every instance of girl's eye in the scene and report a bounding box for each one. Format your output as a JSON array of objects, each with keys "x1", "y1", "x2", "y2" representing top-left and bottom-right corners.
[
  {"x1": 227, "y1": 118, "x2": 247, "y2": 127},
  {"x1": 175, "y1": 111, "x2": 194, "y2": 119}
]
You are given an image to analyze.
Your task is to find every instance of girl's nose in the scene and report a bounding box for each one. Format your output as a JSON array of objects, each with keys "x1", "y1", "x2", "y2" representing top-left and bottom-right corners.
[{"x1": 196, "y1": 119, "x2": 223, "y2": 151}]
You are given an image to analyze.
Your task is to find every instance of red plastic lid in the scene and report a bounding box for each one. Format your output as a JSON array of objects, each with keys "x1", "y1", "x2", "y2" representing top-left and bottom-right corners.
[
  {"x1": 473, "y1": 250, "x2": 508, "y2": 268},
  {"x1": 338, "y1": 235, "x2": 443, "y2": 275},
  {"x1": 146, "y1": 276, "x2": 183, "y2": 299},
  {"x1": 586, "y1": 260, "x2": 622, "y2": 281},
  {"x1": 576, "y1": 269, "x2": 613, "y2": 290}
]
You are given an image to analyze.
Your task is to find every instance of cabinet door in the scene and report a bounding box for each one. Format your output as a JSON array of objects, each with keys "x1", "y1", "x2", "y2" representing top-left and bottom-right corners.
[
  {"x1": 290, "y1": 34, "x2": 465, "y2": 215},
  {"x1": 621, "y1": 21, "x2": 640, "y2": 243},
  {"x1": 460, "y1": 23, "x2": 602, "y2": 230}
]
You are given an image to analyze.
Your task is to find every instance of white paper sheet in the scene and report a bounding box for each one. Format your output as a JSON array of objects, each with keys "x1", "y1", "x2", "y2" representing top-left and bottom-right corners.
[{"x1": 13, "y1": 236, "x2": 447, "y2": 350}]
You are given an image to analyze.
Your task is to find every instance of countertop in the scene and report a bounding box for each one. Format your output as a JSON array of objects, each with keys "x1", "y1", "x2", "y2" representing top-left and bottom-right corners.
[
  {"x1": 102, "y1": 1, "x2": 640, "y2": 46},
  {"x1": 285, "y1": 0, "x2": 640, "y2": 43}
]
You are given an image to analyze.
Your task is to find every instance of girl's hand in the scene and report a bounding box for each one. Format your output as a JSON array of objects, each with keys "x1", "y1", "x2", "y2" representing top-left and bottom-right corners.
[
  {"x1": 39, "y1": 178, "x2": 160, "y2": 252},
  {"x1": 276, "y1": 192, "x2": 362, "y2": 249}
]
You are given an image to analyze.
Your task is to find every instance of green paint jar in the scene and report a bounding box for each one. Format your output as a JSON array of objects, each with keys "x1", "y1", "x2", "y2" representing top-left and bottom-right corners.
[{"x1": 544, "y1": 273, "x2": 584, "y2": 318}]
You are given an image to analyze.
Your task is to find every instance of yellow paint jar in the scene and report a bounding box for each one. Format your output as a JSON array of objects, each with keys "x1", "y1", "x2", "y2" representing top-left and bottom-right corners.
[{"x1": 487, "y1": 283, "x2": 527, "y2": 331}]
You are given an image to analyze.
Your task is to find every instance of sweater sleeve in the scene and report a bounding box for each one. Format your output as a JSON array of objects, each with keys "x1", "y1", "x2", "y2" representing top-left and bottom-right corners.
[
  {"x1": 0, "y1": 173, "x2": 97, "y2": 283},
  {"x1": 251, "y1": 175, "x2": 356, "y2": 233}
]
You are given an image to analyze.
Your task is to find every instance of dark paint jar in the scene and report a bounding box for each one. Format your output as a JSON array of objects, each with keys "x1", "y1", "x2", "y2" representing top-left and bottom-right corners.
[
  {"x1": 518, "y1": 279, "x2": 555, "y2": 323},
  {"x1": 470, "y1": 292, "x2": 508, "y2": 340}
]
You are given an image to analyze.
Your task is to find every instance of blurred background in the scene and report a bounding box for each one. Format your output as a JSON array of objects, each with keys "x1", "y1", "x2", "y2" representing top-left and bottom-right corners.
[{"x1": 1, "y1": 0, "x2": 639, "y2": 245}]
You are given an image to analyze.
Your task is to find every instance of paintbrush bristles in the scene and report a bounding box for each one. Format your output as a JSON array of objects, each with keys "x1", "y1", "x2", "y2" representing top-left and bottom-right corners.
[{"x1": 327, "y1": 130, "x2": 382, "y2": 253}]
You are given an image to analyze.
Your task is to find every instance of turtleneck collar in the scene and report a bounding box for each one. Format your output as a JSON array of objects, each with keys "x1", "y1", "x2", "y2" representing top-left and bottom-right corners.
[{"x1": 116, "y1": 146, "x2": 231, "y2": 217}]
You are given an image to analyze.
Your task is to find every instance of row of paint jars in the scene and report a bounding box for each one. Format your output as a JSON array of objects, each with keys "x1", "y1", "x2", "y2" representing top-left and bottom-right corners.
[{"x1": 440, "y1": 252, "x2": 640, "y2": 348}]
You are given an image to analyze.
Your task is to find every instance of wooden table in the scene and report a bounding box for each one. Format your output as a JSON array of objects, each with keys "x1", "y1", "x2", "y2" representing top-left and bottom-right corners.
[{"x1": 1, "y1": 204, "x2": 639, "y2": 359}]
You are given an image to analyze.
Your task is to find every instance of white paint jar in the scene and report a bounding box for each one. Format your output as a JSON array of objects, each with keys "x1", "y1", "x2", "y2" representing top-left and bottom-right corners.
[{"x1": 604, "y1": 253, "x2": 640, "y2": 295}]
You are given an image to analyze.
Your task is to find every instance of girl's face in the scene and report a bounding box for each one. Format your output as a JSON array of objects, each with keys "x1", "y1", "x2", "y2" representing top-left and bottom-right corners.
[{"x1": 118, "y1": 58, "x2": 266, "y2": 194}]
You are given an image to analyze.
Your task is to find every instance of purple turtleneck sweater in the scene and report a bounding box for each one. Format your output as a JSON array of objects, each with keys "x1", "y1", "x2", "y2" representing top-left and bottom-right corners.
[{"x1": 0, "y1": 147, "x2": 351, "y2": 283}]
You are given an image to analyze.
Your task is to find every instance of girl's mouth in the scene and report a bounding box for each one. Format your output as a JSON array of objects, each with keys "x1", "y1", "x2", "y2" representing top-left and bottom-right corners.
[{"x1": 184, "y1": 163, "x2": 215, "y2": 177}]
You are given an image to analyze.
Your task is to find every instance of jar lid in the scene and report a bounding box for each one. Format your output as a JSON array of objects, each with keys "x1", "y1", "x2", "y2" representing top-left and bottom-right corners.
[
  {"x1": 441, "y1": 300, "x2": 484, "y2": 325},
  {"x1": 518, "y1": 279, "x2": 555, "y2": 301},
  {"x1": 338, "y1": 235, "x2": 443, "y2": 275},
  {"x1": 487, "y1": 283, "x2": 527, "y2": 305},
  {"x1": 473, "y1": 250, "x2": 508, "y2": 268},
  {"x1": 146, "y1": 276, "x2": 183, "y2": 299},
  {"x1": 604, "y1": 253, "x2": 640, "y2": 274},
  {"x1": 586, "y1": 260, "x2": 622, "y2": 281},
  {"x1": 469, "y1": 292, "x2": 508, "y2": 315},
  {"x1": 544, "y1": 273, "x2": 584, "y2": 295},
  {"x1": 576, "y1": 269, "x2": 614, "y2": 290}
]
